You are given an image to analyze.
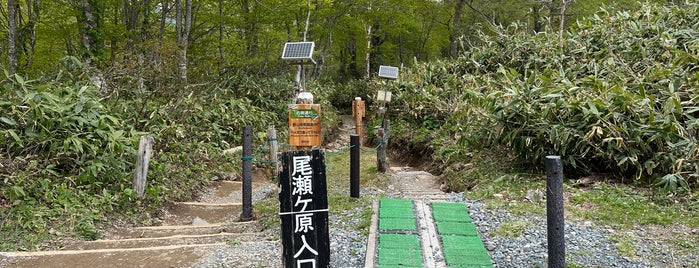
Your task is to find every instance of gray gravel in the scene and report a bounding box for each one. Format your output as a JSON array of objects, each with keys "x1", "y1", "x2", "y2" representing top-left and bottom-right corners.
[
  {"x1": 447, "y1": 192, "x2": 698, "y2": 268},
  {"x1": 192, "y1": 185, "x2": 698, "y2": 267}
]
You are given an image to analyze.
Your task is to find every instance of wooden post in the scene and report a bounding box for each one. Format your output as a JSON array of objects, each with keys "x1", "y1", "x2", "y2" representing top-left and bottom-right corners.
[
  {"x1": 352, "y1": 97, "x2": 365, "y2": 146},
  {"x1": 545, "y1": 155, "x2": 565, "y2": 268},
  {"x1": 382, "y1": 119, "x2": 391, "y2": 145},
  {"x1": 241, "y1": 126, "x2": 253, "y2": 221},
  {"x1": 377, "y1": 119, "x2": 390, "y2": 173},
  {"x1": 268, "y1": 124, "x2": 280, "y2": 178},
  {"x1": 350, "y1": 134, "x2": 360, "y2": 198},
  {"x1": 133, "y1": 135, "x2": 154, "y2": 199},
  {"x1": 279, "y1": 149, "x2": 330, "y2": 267},
  {"x1": 376, "y1": 127, "x2": 387, "y2": 173}
]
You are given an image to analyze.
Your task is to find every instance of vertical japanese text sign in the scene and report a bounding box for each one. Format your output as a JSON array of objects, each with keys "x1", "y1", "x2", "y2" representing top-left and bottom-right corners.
[{"x1": 279, "y1": 149, "x2": 330, "y2": 267}]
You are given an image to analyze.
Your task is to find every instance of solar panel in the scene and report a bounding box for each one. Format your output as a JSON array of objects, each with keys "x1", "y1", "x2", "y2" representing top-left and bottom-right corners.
[
  {"x1": 282, "y1": 42, "x2": 315, "y2": 60},
  {"x1": 378, "y1": 65, "x2": 399, "y2": 79}
]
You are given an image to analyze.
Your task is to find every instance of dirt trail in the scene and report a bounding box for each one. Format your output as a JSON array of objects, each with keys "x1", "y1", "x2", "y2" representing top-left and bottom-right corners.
[{"x1": 0, "y1": 174, "x2": 274, "y2": 268}]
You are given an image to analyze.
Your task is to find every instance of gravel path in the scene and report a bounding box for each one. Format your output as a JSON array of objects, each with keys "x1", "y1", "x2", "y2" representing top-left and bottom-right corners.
[{"x1": 192, "y1": 182, "x2": 697, "y2": 268}]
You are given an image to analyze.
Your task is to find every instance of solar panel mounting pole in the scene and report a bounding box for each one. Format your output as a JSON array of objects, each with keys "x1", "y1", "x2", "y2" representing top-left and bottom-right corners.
[
  {"x1": 376, "y1": 65, "x2": 399, "y2": 173},
  {"x1": 282, "y1": 42, "x2": 319, "y2": 151}
]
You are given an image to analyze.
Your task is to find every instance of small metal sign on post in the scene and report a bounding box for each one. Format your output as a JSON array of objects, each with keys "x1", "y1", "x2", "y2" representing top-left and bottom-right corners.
[{"x1": 279, "y1": 149, "x2": 330, "y2": 267}]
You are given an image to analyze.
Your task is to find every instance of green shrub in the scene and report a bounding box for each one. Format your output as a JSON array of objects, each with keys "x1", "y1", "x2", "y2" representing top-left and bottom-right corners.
[{"x1": 386, "y1": 3, "x2": 699, "y2": 191}]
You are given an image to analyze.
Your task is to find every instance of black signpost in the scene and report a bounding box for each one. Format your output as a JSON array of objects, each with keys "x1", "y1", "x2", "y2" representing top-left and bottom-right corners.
[{"x1": 279, "y1": 149, "x2": 330, "y2": 267}]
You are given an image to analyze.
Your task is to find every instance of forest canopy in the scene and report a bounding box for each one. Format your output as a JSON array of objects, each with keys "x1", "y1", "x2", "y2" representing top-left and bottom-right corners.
[{"x1": 1, "y1": 0, "x2": 677, "y2": 80}]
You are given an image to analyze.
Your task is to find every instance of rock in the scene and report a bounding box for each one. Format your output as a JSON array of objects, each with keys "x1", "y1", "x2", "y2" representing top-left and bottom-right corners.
[
  {"x1": 486, "y1": 242, "x2": 496, "y2": 251},
  {"x1": 525, "y1": 189, "x2": 544, "y2": 203},
  {"x1": 192, "y1": 217, "x2": 209, "y2": 225}
]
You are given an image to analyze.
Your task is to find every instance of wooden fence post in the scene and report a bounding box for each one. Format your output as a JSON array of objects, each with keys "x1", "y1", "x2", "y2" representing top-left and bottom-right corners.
[
  {"x1": 133, "y1": 135, "x2": 154, "y2": 199},
  {"x1": 376, "y1": 127, "x2": 387, "y2": 173},
  {"x1": 268, "y1": 124, "x2": 280, "y2": 179}
]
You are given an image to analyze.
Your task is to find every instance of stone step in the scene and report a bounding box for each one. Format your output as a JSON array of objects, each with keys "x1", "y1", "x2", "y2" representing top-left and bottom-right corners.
[
  {"x1": 402, "y1": 193, "x2": 450, "y2": 201},
  {"x1": 109, "y1": 220, "x2": 262, "y2": 239},
  {"x1": 0, "y1": 243, "x2": 224, "y2": 268},
  {"x1": 160, "y1": 202, "x2": 243, "y2": 226},
  {"x1": 62, "y1": 232, "x2": 259, "y2": 250}
]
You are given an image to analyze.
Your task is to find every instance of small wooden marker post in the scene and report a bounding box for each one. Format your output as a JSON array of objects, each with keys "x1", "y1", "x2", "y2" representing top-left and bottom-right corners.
[
  {"x1": 352, "y1": 97, "x2": 365, "y2": 146},
  {"x1": 133, "y1": 135, "x2": 154, "y2": 199}
]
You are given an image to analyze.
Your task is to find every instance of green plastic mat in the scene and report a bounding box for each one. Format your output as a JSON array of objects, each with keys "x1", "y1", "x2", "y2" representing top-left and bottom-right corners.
[
  {"x1": 378, "y1": 249, "x2": 423, "y2": 266},
  {"x1": 436, "y1": 222, "x2": 479, "y2": 236},
  {"x1": 442, "y1": 252, "x2": 493, "y2": 266},
  {"x1": 432, "y1": 202, "x2": 471, "y2": 222},
  {"x1": 442, "y1": 247, "x2": 489, "y2": 257},
  {"x1": 441, "y1": 235, "x2": 485, "y2": 249},
  {"x1": 380, "y1": 198, "x2": 413, "y2": 208},
  {"x1": 379, "y1": 234, "x2": 421, "y2": 249},
  {"x1": 379, "y1": 217, "x2": 417, "y2": 231},
  {"x1": 379, "y1": 206, "x2": 415, "y2": 219}
]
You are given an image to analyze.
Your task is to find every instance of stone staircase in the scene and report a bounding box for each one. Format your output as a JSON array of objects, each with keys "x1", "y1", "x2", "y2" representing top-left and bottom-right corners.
[
  {"x1": 0, "y1": 180, "x2": 274, "y2": 268},
  {"x1": 390, "y1": 169, "x2": 450, "y2": 201}
]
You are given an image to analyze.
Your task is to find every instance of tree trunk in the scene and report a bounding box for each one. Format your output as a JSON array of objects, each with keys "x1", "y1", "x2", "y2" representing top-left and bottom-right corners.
[
  {"x1": 158, "y1": 0, "x2": 168, "y2": 42},
  {"x1": 364, "y1": 22, "x2": 371, "y2": 79},
  {"x1": 450, "y1": 0, "x2": 465, "y2": 58},
  {"x1": 559, "y1": 0, "x2": 567, "y2": 37},
  {"x1": 217, "y1": 0, "x2": 224, "y2": 65},
  {"x1": 24, "y1": 0, "x2": 39, "y2": 70},
  {"x1": 77, "y1": 0, "x2": 103, "y2": 66},
  {"x1": 8, "y1": 0, "x2": 18, "y2": 75},
  {"x1": 241, "y1": 0, "x2": 258, "y2": 57},
  {"x1": 176, "y1": 0, "x2": 191, "y2": 81}
]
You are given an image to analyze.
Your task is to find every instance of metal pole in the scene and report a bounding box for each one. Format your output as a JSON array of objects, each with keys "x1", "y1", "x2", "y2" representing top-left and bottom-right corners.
[
  {"x1": 241, "y1": 126, "x2": 253, "y2": 221},
  {"x1": 350, "y1": 134, "x2": 360, "y2": 198},
  {"x1": 545, "y1": 155, "x2": 565, "y2": 268}
]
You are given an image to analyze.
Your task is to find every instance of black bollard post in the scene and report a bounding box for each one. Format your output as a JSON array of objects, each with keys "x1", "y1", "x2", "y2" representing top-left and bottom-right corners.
[
  {"x1": 545, "y1": 155, "x2": 565, "y2": 268},
  {"x1": 241, "y1": 126, "x2": 253, "y2": 221},
  {"x1": 350, "y1": 134, "x2": 360, "y2": 198}
]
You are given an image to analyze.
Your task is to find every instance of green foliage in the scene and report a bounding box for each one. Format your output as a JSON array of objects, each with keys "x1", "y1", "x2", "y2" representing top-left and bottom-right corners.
[
  {"x1": 0, "y1": 65, "x2": 336, "y2": 250},
  {"x1": 567, "y1": 183, "x2": 696, "y2": 228},
  {"x1": 387, "y1": 2, "x2": 699, "y2": 191},
  {"x1": 1, "y1": 71, "x2": 137, "y2": 182}
]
